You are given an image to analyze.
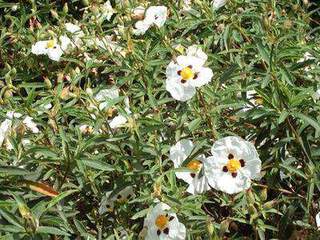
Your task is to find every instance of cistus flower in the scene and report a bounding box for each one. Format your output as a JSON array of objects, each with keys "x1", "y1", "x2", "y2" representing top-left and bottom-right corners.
[
  {"x1": 204, "y1": 136, "x2": 261, "y2": 194},
  {"x1": 133, "y1": 6, "x2": 167, "y2": 35},
  {"x1": 212, "y1": 0, "x2": 227, "y2": 9},
  {"x1": 90, "y1": 87, "x2": 131, "y2": 129},
  {"x1": 131, "y1": 6, "x2": 145, "y2": 20},
  {"x1": 65, "y1": 22, "x2": 84, "y2": 47},
  {"x1": 31, "y1": 36, "x2": 70, "y2": 61},
  {"x1": 316, "y1": 212, "x2": 320, "y2": 229},
  {"x1": 297, "y1": 52, "x2": 318, "y2": 78},
  {"x1": 169, "y1": 139, "x2": 210, "y2": 195},
  {"x1": 95, "y1": 35, "x2": 126, "y2": 56},
  {"x1": 96, "y1": 1, "x2": 116, "y2": 22},
  {"x1": 79, "y1": 124, "x2": 94, "y2": 135},
  {"x1": 313, "y1": 89, "x2": 320, "y2": 101},
  {"x1": 166, "y1": 45, "x2": 213, "y2": 101},
  {"x1": 241, "y1": 90, "x2": 263, "y2": 111},
  {"x1": 99, "y1": 186, "x2": 136, "y2": 215},
  {"x1": 144, "y1": 202, "x2": 186, "y2": 240},
  {"x1": 0, "y1": 112, "x2": 39, "y2": 150}
]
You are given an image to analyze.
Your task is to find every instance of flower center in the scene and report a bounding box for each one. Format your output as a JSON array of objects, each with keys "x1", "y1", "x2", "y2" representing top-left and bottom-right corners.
[
  {"x1": 46, "y1": 40, "x2": 55, "y2": 49},
  {"x1": 186, "y1": 160, "x2": 202, "y2": 172},
  {"x1": 107, "y1": 107, "x2": 117, "y2": 118},
  {"x1": 255, "y1": 98, "x2": 263, "y2": 105},
  {"x1": 180, "y1": 67, "x2": 194, "y2": 80},
  {"x1": 226, "y1": 159, "x2": 241, "y2": 173},
  {"x1": 155, "y1": 215, "x2": 168, "y2": 230}
]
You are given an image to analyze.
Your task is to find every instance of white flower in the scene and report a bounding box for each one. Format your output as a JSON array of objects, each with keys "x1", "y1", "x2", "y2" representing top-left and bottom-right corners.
[
  {"x1": 297, "y1": 52, "x2": 315, "y2": 64},
  {"x1": 31, "y1": 36, "x2": 70, "y2": 61},
  {"x1": 166, "y1": 46, "x2": 213, "y2": 101},
  {"x1": 37, "y1": 103, "x2": 52, "y2": 115},
  {"x1": 144, "y1": 202, "x2": 186, "y2": 240},
  {"x1": 23, "y1": 117, "x2": 39, "y2": 133},
  {"x1": 79, "y1": 124, "x2": 94, "y2": 134},
  {"x1": 0, "y1": 111, "x2": 22, "y2": 147},
  {"x1": 98, "y1": 1, "x2": 116, "y2": 21},
  {"x1": 133, "y1": 6, "x2": 167, "y2": 35},
  {"x1": 297, "y1": 52, "x2": 318, "y2": 78},
  {"x1": 0, "y1": 112, "x2": 39, "y2": 149},
  {"x1": 316, "y1": 212, "x2": 320, "y2": 228},
  {"x1": 131, "y1": 6, "x2": 145, "y2": 20},
  {"x1": 186, "y1": 45, "x2": 208, "y2": 65},
  {"x1": 65, "y1": 22, "x2": 84, "y2": 47},
  {"x1": 95, "y1": 36, "x2": 125, "y2": 56},
  {"x1": 99, "y1": 186, "x2": 135, "y2": 215},
  {"x1": 169, "y1": 139, "x2": 210, "y2": 195},
  {"x1": 65, "y1": 23, "x2": 82, "y2": 34},
  {"x1": 181, "y1": 0, "x2": 192, "y2": 12},
  {"x1": 111, "y1": 186, "x2": 136, "y2": 203},
  {"x1": 313, "y1": 89, "x2": 320, "y2": 101},
  {"x1": 99, "y1": 191, "x2": 114, "y2": 214},
  {"x1": 212, "y1": 0, "x2": 227, "y2": 9},
  {"x1": 94, "y1": 88, "x2": 120, "y2": 111},
  {"x1": 0, "y1": 118, "x2": 12, "y2": 147},
  {"x1": 91, "y1": 88, "x2": 130, "y2": 129},
  {"x1": 242, "y1": 90, "x2": 263, "y2": 111},
  {"x1": 204, "y1": 136, "x2": 261, "y2": 194}
]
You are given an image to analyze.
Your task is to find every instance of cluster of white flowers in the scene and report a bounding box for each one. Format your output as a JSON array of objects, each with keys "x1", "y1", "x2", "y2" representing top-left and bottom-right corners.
[{"x1": 7, "y1": 1, "x2": 318, "y2": 239}]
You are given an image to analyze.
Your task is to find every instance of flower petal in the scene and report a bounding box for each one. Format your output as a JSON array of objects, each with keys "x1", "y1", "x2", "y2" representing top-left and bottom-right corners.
[
  {"x1": 189, "y1": 67, "x2": 213, "y2": 87},
  {"x1": 31, "y1": 41, "x2": 48, "y2": 55},
  {"x1": 166, "y1": 78, "x2": 196, "y2": 101}
]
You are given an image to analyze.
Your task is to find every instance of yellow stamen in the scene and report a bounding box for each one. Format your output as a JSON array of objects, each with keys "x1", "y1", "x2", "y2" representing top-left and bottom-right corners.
[
  {"x1": 226, "y1": 159, "x2": 241, "y2": 173},
  {"x1": 46, "y1": 40, "x2": 55, "y2": 49},
  {"x1": 255, "y1": 98, "x2": 263, "y2": 105},
  {"x1": 107, "y1": 108, "x2": 116, "y2": 118},
  {"x1": 186, "y1": 160, "x2": 202, "y2": 172},
  {"x1": 180, "y1": 67, "x2": 194, "y2": 80},
  {"x1": 155, "y1": 215, "x2": 168, "y2": 230}
]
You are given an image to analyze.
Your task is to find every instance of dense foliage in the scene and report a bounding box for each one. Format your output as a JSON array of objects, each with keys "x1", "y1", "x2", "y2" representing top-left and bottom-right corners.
[{"x1": 0, "y1": 0, "x2": 319, "y2": 239}]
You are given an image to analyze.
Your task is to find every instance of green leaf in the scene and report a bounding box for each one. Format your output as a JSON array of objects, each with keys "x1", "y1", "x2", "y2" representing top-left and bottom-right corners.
[
  {"x1": 292, "y1": 112, "x2": 320, "y2": 133},
  {"x1": 37, "y1": 226, "x2": 70, "y2": 236},
  {"x1": 81, "y1": 159, "x2": 116, "y2": 171},
  {"x1": 0, "y1": 167, "x2": 31, "y2": 176},
  {"x1": 0, "y1": 209, "x2": 23, "y2": 228}
]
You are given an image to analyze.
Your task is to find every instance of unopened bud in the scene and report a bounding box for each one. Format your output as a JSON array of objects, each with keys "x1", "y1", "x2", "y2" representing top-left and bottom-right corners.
[
  {"x1": 4, "y1": 90, "x2": 13, "y2": 99},
  {"x1": 63, "y1": 3, "x2": 68, "y2": 13},
  {"x1": 246, "y1": 189, "x2": 255, "y2": 204},
  {"x1": 264, "y1": 200, "x2": 277, "y2": 209},
  {"x1": 131, "y1": 6, "x2": 145, "y2": 20},
  {"x1": 50, "y1": 9, "x2": 59, "y2": 19},
  {"x1": 81, "y1": 0, "x2": 89, "y2": 6},
  {"x1": 260, "y1": 188, "x2": 268, "y2": 201},
  {"x1": 43, "y1": 76, "x2": 52, "y2": 89}
]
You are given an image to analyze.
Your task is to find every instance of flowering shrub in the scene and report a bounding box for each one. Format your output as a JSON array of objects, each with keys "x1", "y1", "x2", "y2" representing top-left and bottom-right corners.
[{"x1": 0, "y1": 0, "x2": 320, "y2": 239}]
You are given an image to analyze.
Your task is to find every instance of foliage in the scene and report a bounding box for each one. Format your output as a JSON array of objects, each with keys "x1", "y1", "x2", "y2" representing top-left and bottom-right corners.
[{"x1": 0, "y1": 0, "x2": 320, "y2": 239}]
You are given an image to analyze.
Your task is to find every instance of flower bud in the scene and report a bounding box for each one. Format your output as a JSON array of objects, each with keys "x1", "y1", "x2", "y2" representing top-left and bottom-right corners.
[
  {"x1": 63, "y1": 3, "x2": 68, "y2": 13},
  {"x1": 260, "y1": 187, "x2": 268, "y2": 201},
  {"x1": 246, "y1": 188, "x2": 255, "y2": 204},
  {"x1": 43, "y1": 76, "x2": 52, "y2": 89},
  {"x1": 207, "y1": 219, "x2": 215, "y2": 236},
  {"x1": 131, "y1": 6, "x2": 145, "y2": 20},
  {"x1": 81, "y1": 0, "x2": 89, "y2": 6},
  {"x1": 4, "y1": 90, "x2": 13, "y2": 99},
  {"x1": 50, "y1": 9, "x2": 59, "y2": 19}
]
